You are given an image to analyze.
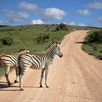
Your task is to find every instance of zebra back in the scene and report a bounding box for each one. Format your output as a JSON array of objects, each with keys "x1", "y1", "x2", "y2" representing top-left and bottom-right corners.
[
  {"x1": 0, "y1": 54, "x2": 17, "y2": 67},
  {"x1": 0, "y1": 49, "x2": 29, "y2": 68},
  {"x1": 18, "y1": 42, "x2": 62, "y2": 71}
]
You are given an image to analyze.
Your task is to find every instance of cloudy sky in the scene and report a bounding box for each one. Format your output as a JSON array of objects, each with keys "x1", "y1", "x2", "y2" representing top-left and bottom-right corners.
[{"x1": 0, "y1": 0, "x2": 102, "y2": 27}]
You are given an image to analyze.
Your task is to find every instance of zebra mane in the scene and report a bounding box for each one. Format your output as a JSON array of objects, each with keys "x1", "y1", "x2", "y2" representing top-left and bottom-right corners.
[{"x1": 44, "y1": 43, "x2": 57, "y2": 53}]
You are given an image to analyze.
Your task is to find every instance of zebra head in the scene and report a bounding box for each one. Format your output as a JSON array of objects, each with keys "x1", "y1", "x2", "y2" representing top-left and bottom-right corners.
[
  {"x1": 44, "y1": 41, "x2": 63, "y2": 58},
  {"x1": 54, "y1": 42, "x2": 63, "y2": 58},
  {"x1": 18, "y1": 49, "x2": 29, "y2": 54}
]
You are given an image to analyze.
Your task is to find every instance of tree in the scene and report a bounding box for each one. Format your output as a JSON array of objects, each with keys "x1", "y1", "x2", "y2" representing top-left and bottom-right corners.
[{"x1": 55, "y1": 23, "x2": 68, "y2": 31}]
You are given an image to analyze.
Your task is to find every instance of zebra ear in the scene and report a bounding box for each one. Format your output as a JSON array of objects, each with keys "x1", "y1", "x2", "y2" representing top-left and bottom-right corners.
[{"x1": 56, "y1": 41, "x2": 61, "y2": 45}]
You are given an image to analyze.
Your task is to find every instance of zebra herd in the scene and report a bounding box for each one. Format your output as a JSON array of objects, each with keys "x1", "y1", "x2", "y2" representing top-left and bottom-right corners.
[{"x1": 0, "y1": 42, "x2": 63, "y2": 91}]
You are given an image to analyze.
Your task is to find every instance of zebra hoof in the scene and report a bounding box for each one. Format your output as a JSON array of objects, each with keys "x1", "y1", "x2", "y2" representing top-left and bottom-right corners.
[
  {"x1": 14, "y1": 80, "x2": 19, "y2": 83},
  {"x1": 8, "y1": 83, "x2": 11, "y2": 86},
  {"x1": 40, "y1": 85, "x2": 43, "y2": 88},
  {"x1": 46, "y1": 85, "x2": 49, "y2": 88}
]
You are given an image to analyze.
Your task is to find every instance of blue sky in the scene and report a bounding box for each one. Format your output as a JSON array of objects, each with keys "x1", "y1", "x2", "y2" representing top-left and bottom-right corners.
[{"x1": 0, "y1": 0, "x2": 102, "y2": 27}]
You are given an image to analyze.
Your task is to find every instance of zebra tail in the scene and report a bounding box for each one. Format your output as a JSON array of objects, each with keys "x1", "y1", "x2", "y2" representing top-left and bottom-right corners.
[{"x1": 18, "y1": 55, "x2": 23, "y2": 76}]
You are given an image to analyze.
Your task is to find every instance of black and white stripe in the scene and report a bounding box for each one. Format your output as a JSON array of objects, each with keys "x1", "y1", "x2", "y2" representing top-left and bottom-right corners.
[
  {"x1": 0, "y1": 54, "x2": 17, "y2": 67},
  {"x1": 0, "y1": 49, "x2": 29, "y2": 86},
  {"x1": 18, "y1": 42, "x2": 63, "y2": 90}
]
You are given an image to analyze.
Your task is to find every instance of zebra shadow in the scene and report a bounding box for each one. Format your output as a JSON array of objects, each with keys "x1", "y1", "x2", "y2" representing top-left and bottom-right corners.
[
  {"x1": 23, "y1": 85, "x2": 42, "y2": 88},
  {"x1": 23, "y1": 85, "x2": 49, "y2": 89},
  {"x1": 0, "y1": 82, "x2": 19, "y2": 91},
  {"x1": 0, "y1": 83, "x2": 42, "y2": 91},
  {"x1": 76, "y1": 41, "x2": 86, "y2": 44},
  {"x1": 0, "y1": 82, "x2": 8, "y2": 88}
]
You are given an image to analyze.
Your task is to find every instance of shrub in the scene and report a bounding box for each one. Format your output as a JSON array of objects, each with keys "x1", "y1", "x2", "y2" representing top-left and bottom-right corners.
[
  {"x1": 34, "y1": 34, "x2": 50, "y2": 44},
  {"x1": 85, "y1": 30, "x2": 102, "y2": 43},
  {"x1": 96, "y1": 53, "x2": 102, "y2": 60},
  {"x1": 55, "y1": 23, "x2": 68, "y2": 31},
  {"x1": 51, "y1": 37, "x2": 60, "y2": 43},
  {"x1": 1, "y1": 37, "x2": 13, "y2": 46},
  {"x1": 82, "y1": 30, "x2": 102, "y2": 60}
]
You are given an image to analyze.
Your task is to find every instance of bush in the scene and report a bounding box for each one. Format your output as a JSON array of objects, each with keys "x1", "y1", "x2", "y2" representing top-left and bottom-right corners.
[
  {"x1": 51, "y1": 37, "x2": 60, "y2": 43},
  {"x1": 55, "y1": 23, "x2": 68, "y2": 31},
  {"x1": 82, "y1": 30, "x2": 102, "y2": 60},
  {"x1": 96, "y1": 53, "x2": 102, "y2": 60},
  {"x1": 85, "y1": 30, "x2": 102, "y2": 43},
  {"x1": 1, "y1": 37, "x2": 13, "y2": 46},
  {"x1": 34, "y1": 34, "x2": 50, "y2": 44}
]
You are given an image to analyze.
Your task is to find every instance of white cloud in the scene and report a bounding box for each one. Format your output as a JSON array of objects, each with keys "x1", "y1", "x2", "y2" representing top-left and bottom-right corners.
[
  {"x1": 19, "y1": 2, "x2": 66, "y2": 21},
  {"x1": 78, "y1": 23, "x2": 88, "y2": 26},
  {"x1": 32, "y1": 19, "x2": 45, "y2": 24},
  {"x1": 19, "y1": 1, "x2": 39, "y2": 12},
  {"x1": 69, "y1": 21, "x2": 76, "y2": 26},
  {"x1": 43, "y1": 8, "x2": 66, "y2": 20},
  {"x1": 87, "y1": 2, "x2": 102, "y2": 9},
  {"x1": 3, "y1": 1, "x2": 66, "y2": 24},
  {"x1": 4, "y1": 10, "x2": 29, "y2": 21},
  {"x1": 77, "y1": 9, "x2": 91, "y2": 16},
  {"x1": 5, "y1": 10, "x2": 28, "y2": 20},
  {"x1": 68, "y1": 21, "x2": 88, "y2": 26}
]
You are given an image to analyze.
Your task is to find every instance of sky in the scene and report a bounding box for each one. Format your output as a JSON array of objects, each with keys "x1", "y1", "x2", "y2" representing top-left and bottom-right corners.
[{"x1": 0, "y1": 0, "x2": 102, "y2": 27}]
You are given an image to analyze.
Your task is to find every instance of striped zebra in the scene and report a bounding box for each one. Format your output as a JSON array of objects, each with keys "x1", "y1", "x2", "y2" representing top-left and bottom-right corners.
[
  {"x1": 18, "y1": 42, "x2": 63, "y2": 91},
  {"x1": 0, "y1": 49, "x2": 29, "y2": 86}
]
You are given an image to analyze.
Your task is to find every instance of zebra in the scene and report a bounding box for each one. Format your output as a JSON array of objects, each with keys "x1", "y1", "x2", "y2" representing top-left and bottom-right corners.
[
  {"x1": 0, "y1": 49, "x2": 29, "y2": 86},
  {"x1": 18, "y1": 42, "x2": 63, "y2": 91}
]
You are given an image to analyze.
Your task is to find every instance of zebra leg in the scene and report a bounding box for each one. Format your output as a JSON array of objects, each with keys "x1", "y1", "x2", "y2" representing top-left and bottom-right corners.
[
  {"x1": 45, "y1": 68, "x2": 49, "y2": 88},
  {"x1": 19, "y1": 66, "x2": 27, "y2": 91},
  {"x1": 19, "y1": 75, "x2": 24, "y2": 91},
  {"x1": 39, "y1": 68, "x2": 45, "y2": 88},
  {"x1": 5, "y1": 67, "x2": 11, "y2": 86},
  {"x1": 14, "y1": 67, "x2": 19, "y2": 83}
]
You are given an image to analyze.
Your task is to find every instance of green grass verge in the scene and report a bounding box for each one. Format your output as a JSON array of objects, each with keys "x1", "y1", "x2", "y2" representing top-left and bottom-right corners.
[
  {"x1": 82, "y1": 30, "x2": 102, "y2": 60},
  {"x1": 0, "y1": 25, "x2": 69, "y2": 53},
  {"x1": 82, "y1": 43, "x2": 102, "y2": 59}
]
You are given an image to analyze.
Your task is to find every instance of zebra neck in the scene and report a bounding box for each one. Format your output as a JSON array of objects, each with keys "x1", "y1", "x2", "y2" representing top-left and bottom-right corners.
[{"x1": 46, "y1": 51, "x2": 55, "y2": 60}]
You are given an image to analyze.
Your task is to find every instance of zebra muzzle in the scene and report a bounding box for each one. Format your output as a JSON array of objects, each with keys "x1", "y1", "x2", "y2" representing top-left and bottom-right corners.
[{"x1": 59, "y1": 54, "x2": 63, "y2": 57}]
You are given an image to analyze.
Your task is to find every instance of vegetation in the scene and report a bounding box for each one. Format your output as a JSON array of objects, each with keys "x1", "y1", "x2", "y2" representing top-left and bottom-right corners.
[
  {"x1": 0, "y1": 24, "x2": 100, "y2": 53},
  {"x1": 0, "y1": 24, "x2": 69, "y2": 53},
  {"x1": 84, "y1": 30, "x2": 102, "y2": 43},
  {"x1": 34, "y1": 34, "x2": 50, "y2": 44},
  {"x1": 55, "y1": 23, "x2": 68, "y2": 31},
  {"x1": 82, "y1": 29, "x2": 102, "y2": 60},
  {"x1": 0, "y1": 37, "x2": 14, "y2": 46},
  {"x1": 0, "y1": 68, "x2": 5, "y2": 77},
  {"x1": 0, "y1": 24, "x2": 100, "y2": 76}
]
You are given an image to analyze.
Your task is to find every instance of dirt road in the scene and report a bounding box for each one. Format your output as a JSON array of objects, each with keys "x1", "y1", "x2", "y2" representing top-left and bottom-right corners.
[{"x1": 0, "y1": 30, "x2": 102, "y2": 102}]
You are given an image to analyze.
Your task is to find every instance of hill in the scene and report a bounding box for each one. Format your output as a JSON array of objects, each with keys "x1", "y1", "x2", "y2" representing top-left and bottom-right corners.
[{"x1": 0, "y1": 24, "x2": 101, "y2": 53}]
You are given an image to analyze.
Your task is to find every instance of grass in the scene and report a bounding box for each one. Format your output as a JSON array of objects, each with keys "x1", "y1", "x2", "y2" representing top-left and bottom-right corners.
[
  {"x1": 82, "y1": 30, "x2": 102, "y2": 60},
  {"x1": 0, "y1": 25, "x2": 69, "y2": 53},
  {"x1": 82, "y1": 43, "x2": 102, "y2": 59},
  {"x1": 0, "y1": 68, "x2": 5, "y2": 77},
  {"x1": 0, "y1": 24, "x2": 100, "y2": 76}
]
